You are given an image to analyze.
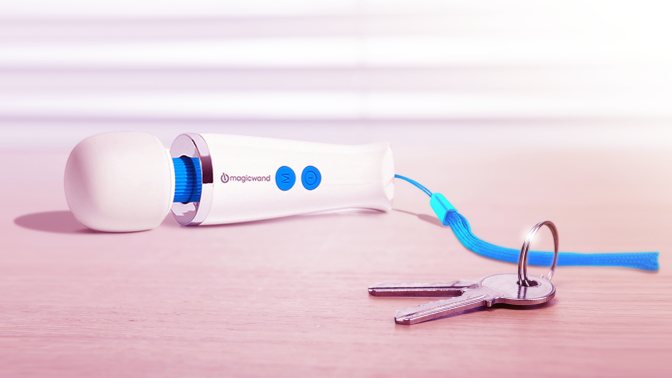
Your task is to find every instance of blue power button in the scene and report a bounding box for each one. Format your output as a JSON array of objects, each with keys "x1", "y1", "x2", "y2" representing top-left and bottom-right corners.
[
  {"x1": 301, "y1": 166, "x2": 321, "y2": 190},
  {"x1": 275, "y1": 166, "x2": 296, "y2": 191}
]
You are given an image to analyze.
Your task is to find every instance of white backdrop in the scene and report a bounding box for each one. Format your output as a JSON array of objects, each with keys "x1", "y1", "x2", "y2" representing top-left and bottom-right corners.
[{"x1": 1, "y1": 0, "x2": 671, "y2": 150}]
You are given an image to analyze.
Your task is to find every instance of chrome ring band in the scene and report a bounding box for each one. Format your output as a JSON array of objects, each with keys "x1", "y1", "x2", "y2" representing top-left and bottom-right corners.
[
  {"x1": 517, "y1": 221, "x2": 559, "y2": 287},
  {"x1": 170, "y1": 133, "x2": 213, "y2": 226}
]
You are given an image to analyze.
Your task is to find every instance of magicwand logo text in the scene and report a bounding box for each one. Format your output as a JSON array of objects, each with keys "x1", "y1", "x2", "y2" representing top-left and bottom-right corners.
[{"x1": 221, "y1": 172, "x2": 271, "y2": 183}]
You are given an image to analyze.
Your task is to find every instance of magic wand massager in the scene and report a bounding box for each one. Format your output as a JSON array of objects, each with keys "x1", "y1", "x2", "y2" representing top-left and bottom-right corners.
[
  {"x1": 63, "y1": 131, "x2": 659, "y2": 270},
  {"x1": 65, "y1": 132, "x2": 395, "y2": 232}
]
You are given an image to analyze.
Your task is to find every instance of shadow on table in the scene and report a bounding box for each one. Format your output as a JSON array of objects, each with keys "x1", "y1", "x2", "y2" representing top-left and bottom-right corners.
[
  {"x1": 14, "y1": 211, "x2": 96, "y2": 234},
  {"x1": 393, "y1": 208, "x2": 444, "y2": 228},
  {"x1": 15, "y1": 209, "x2": 390, "y2": 234},
  {"x1": 188, "y1": 208, "x2": 388, "y2": 229}
]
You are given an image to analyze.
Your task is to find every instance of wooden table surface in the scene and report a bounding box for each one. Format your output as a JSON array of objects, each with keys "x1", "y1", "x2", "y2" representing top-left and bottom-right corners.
[{"x1": 2, "y1": 143, "x2": 671, "y2": 377}]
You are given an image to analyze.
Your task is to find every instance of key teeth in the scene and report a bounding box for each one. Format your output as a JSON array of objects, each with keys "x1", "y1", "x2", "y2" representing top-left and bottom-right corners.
[
  {"x1": 394, "y1": 310, "x2": 414, "y2": 325},
  {"x1": 395, "y1": 317, "x2": 412, "y2": 325},
  {"x1": 369, "y1": 282, "x2": 467, "y2": 288},
  {"x1": 394, "y1": 305, "x2": 435, "y2": 325},
  {"x1": 370, "y1": 283, "x2": 421, "y2": 290},
  {"x1": 368, "y1": 284, "x2": 387, "y2": 296}
]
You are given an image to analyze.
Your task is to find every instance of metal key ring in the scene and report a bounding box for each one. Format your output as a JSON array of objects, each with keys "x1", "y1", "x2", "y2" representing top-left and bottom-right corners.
[{"x1": 517, "y1": 220, "x2": 559, "y2": 287}]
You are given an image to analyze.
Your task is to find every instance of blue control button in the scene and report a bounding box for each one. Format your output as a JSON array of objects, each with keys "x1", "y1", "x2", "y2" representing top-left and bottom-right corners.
[
  {"x1": 301, "y1": 166, "x2": 321, "y2": 190},
  {"x1": 275, "y1": 166, "x2": 296, "y2": 191}
]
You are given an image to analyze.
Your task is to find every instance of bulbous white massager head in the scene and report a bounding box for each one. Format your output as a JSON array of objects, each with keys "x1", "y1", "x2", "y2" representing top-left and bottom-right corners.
[{"x1": 64, "y1": 132, "x2": 174, "y2": 232}]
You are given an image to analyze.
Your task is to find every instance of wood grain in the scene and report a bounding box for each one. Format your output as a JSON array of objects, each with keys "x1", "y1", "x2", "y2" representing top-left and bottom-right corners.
[{"x1": 1, "y1": 145, "x2": 671, "y2": 377}]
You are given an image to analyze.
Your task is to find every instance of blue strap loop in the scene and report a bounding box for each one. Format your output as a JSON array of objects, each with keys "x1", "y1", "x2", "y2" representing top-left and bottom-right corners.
[{"x1": 395, "y1": 175, "x2": 659, "y2": 271}]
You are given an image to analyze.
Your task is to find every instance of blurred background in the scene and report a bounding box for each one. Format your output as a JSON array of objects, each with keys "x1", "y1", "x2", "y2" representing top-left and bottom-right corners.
[
  {"x1": 2, "y1": 3, "x2": 672, "y2": 375},
  {"x1": 1, "y1": 0, "x2": 671, "y2": 151}
]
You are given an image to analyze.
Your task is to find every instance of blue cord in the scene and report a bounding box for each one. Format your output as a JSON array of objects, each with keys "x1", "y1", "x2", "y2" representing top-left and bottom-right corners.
[
  {"x1": 395, "y1": 175, "x2": 659, "y2": 271},
  {"x1": 395, "y1": 174, "x2": 432, "y2": 197}
]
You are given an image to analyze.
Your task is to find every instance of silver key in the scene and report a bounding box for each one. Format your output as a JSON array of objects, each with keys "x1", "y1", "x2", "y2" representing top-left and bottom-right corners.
[
  {"x1": 368, "y1": 279, "x2": 480, "y2": 297},
  {"x1": 369, "y1": 273, "x2": 555, "y2": 324},
  {"x1": 369, "y1": 220, "x2": 560, "y2": 325}
]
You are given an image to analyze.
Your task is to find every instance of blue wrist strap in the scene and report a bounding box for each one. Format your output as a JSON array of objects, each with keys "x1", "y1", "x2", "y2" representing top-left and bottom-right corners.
[{"x1": 396, "y1": 175, "x2": 659, "y2": 271}]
